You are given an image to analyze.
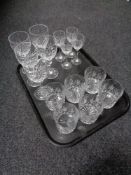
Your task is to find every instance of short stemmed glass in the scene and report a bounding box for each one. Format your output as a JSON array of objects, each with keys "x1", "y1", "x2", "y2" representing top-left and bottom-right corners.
[
  {"x1": 61, "y1": 40, "x2": 73, "y2": 70},
  {"x1": 29, "y1": 24, "x2": 49, "y2": 51},
  {"x1": 53, "y1": 30, "x2": 66, "y2": 62},
  {"x1": 79, "y1": 93, "x2": 103, "y2": 124},
  {"x1": 40, "y1": 35, "x2": 58, "y2": 79},
  {"x1": 71, "y1": 32, "x2": 85, "y2": 65},
  {"x1": 84, "y1": 66, "x2": 106, "y2": 94},
  {"x1": 98, "y1": 79, "x2": 124, "y2": 109},
  {"x1": 53, "y1": 102, "x2": 79, "y2": 134},
  {"x1": 64, "y1": 74, "x2": 85, "y2": 103}
]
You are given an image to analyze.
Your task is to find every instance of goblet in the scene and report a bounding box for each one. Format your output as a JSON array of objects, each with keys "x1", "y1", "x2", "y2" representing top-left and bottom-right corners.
[
  {"x1": 64, "y1": 74, "x2": 85, "y2": 103},
  {"x1": 79, "y1": 93, "x2": 103, "y2": 124},
  {"x1": 29, "y1": 24, "x2": 49, "y2": 50},
  {"x1": 53, "y1": 102, "x2": 79, "y2": 134},
  {"x1": 8, "y1": 31, "x2": 30, "y2": 50},
  {"x1": 61, "y1": 40, "x2": 72, "y2": 70},
  {"x1": 71, "y1": 32, "x2": 85, "y2": 65},
  {"x1": 98, "y1": 79, "x2": 124, "y2": 109},
  {"x1": 66, "y1": 26, "x2": 78, "y2": 43},
  {"x1": 45, "y1": 82, "x2": 65, "y2": 111},
  {"x1": 84, "y1": 66, "x2": 106, "y2": 94},
  {"x1": 41, "y1": 35, "x2": 58, "y2": 79}
]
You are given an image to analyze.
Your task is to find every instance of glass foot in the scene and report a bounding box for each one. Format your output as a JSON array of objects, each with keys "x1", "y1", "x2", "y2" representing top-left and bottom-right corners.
[
  {"x1": 61, "y1": 61, "x2": 72, "y2": 70},
  {"x1": 68, "y1": 51, "x2": 76, "y2": 58},
  {"x1": 47, "y1": 68, "x2": 59, "y2": 79},
  {"x1": 71, "y1": 58, "x2": 82, "y2": 65},
  {"x1": 55, "y1": 53, "x2": 65, "y2": 62},
  {"x1": 34, "y1": 86, "x2": 49, "y2": 100},
  {"x1": 27, "y1": 79, "x2": 42, "y2": 87}
]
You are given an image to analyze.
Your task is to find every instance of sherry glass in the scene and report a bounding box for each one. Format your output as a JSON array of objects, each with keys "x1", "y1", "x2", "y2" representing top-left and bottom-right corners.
[
  {"x1": 64, "y1": 74, "x2": 85, "y2": 103},
  {"x1": 45, "y1": 82, "x2": 65, "y2": 111},
  {"x1": 71, "y1": 31, "x2": 85, "y2": 65},
  {"x1": 79, "y1": 93, "x2": 103, "y2": 124},
  {"x1": 8, "y1": 31, "x2": 30, "y2": 50},
  {"x1": 84, "y1": 66, "x2": 106, "y2": 94},
  {"x1": 98, "y1": 79, "x2": 124, "y2": 109},
  {"x1": 53, "y1": 102, "x2": 79, "y2": 134}
]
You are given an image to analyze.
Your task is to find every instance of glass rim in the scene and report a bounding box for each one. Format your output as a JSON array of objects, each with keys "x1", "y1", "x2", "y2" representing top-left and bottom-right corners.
[
  {"x1": 66, "y1": 26, "x2": 78, "y2": 32},
  {"x1": 28, "y1": 24, "x2": 48, "y2": 36},
  {"x1": 53, "y1": 30, "x2": 65, "y2": 36},
  {"x1": 8, "y1": 31, "x2": 29, "y2": 42}
]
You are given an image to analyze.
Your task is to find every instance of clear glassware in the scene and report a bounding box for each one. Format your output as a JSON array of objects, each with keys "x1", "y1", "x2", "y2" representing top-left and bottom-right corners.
[
  {"x1": 34, "y1": 85, "x2": 53, "y2": 101},
  {"x1": 29, "y1": 24, "x2": 49, "y2": 49},
  {"x1": 55, "y1": 51, "x2": 66, "y2": 63},
  {"x1": 53, "y1": 102, "x2": 79, "y2": 134},
  {"x1": 71, "y1": 32, "x2": 85, "y2": 65},
  {"x1": 45, "y1": 82, "x2": 65, "y2": 111},
  {"x1": 8, "y1": 31, "x2": 30, "y2": 50},
  {"x1": 84, "y1": 66, "x2": 106, "y2": 94},
  {"x1": 53, "y1": 30, "x2": 66, "y2": 48},
  {"x1": 64, "y1": 74, "x2": 85, "y2": 103},
  {"x1": 40, "y1": 35, "x2": 58, "y2": 79},
  {"x1": 61, "y1": 40, "x2": 72, "y2": 70},
  {"x1": 26, "y1": 59, "x2": 47, "y2": 87},
  {"x1": 79, "y1": 93, "x2": 103, "y2": 124},
  {"x1": 98, "y1": 79, "x2": 124, "y2": 109},
  {"x1": 66, "y1": 26, "x2": 78, "y2": 43}
]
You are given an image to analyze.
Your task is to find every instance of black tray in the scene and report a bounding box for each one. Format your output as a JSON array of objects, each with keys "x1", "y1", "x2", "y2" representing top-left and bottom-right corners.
[{"x1": 17, "y1": 49, "x2": 130, "y2": 147}]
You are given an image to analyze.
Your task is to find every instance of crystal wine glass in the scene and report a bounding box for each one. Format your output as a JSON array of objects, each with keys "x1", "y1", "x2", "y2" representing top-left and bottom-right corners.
[
  {"x1": 8, "y1": 31, "x2": 30, "y2": 50},
  {"x1": 64, "y1": 74, "x2": 85, "y2": 103},
  {"x1": 98, "y1": 79, "x2": 124, "y2": 109},
  {"x1": 84, "y1": 66, "x2": 106, "y2": 94},
  {"x1": 71, "y1": 32, "x2": 85, "y2": 65},
  {"x1": 45, "y1": 82, "x2": 65, "y2": 111},
  {"x1": 53, "y1": 102, "x2": 79, "y2": 134},
  {"x1": 79, "y1": 93, "x2": 103, "y2": 124}
]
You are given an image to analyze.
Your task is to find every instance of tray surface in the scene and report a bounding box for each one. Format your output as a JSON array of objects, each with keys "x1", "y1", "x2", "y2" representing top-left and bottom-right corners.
[{"x1": 17, "y1": 49, "x2": 130, "y2": 147}]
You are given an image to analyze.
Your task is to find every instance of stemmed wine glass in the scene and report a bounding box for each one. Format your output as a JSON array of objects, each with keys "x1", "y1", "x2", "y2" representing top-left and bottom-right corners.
[{"x1": 71, "y1": 31, "x2": 85, "y2": 65}]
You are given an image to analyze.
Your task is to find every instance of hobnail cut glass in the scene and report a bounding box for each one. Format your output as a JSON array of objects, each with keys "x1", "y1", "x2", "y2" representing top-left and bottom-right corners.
[
  {"x1": 84, "y1": 66, "x2": 106, "y2": 94},
  {"x1": 98, "y1": 79, "x2": 124, "y2": 109},
  {"x1": 79, "y1": 93, "x2": 103, "y2": 124},
  {"x1": 64, "y1": 74, "x2": 85, "y2": 103},
  {"x1": 53, "y1": 102, "x2": 79, "y2": 134}
]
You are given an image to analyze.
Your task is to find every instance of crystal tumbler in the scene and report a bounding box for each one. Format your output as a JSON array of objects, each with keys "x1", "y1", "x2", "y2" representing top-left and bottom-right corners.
[
  {"x1": 98, "y1": 79, "x2": 124, "y2": 109},
  {"x1": 53, "y1": 102, "x2": 79, "y2": 134},
  {"x1": 64, "y1": 74, "x2": 85, "y2": 103},
  {"x1": 84, "y1": 66, "x2": 106, "y2": 94}
]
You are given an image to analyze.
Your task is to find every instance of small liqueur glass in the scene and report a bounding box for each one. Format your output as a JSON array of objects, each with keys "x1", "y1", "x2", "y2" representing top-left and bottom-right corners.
[
  {"x1": 84, "y1": 66, "x2": 106, "y2": 94},
  {"x1": 79, "y1": 93, "x2": 103, "y2": 124},
  {"x1": 64, "y1": 74, "x2": 85, "y2": 103},
  {"x1": 71, "y1": 32, "x2": 85, "y2": 65},
  {"x1": 53, "y1": 102, "x2": 79, "y2": 134},
  {"x1": 45, "y1": 82, "x2": 65, "y2": 111},
  {"x1": 29, "y1": 24, "x2": 49, "y2": 50},
  {"x1": 8, "y1": 31, "x2": 30, "y2": 50},
  {"x1": 61, "y1": 40, "x2": 72, "y2": 70},
  {"x1": 98, "y1": 79, "x2": 124, "y2": 109}
]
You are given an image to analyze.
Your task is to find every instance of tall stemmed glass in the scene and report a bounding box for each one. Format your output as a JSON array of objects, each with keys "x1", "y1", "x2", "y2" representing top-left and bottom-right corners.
[
  {"x1": 41, "y1": 35, "x2": 58, "y2": 79},
  {"x1": 66, "y1": 26, "x2": 78, "y2": 58},
  {"x1": 71, "y1": 32, "x2": 85, "y2": 65},
  {"x1": 53, "y1": 30, "x2": 66, "y2": 62},
  {"x1": 29, "y1": 24, "x2": 49, "y2": 51}
]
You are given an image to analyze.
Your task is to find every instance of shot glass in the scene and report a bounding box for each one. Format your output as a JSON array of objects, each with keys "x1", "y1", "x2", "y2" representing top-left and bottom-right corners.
[
  {"x1": 79, "y1": 93, "x2": 103, "y2": 124},
  {"x1": 84, "y1": 66, "x2": 106, "y2": 94},
  {"x1": 98, "y1": 79, "x2": 124, "y2": 109},
  {"x1": 64, "y1": 74, "x2": 85, "y2": 103},
  {"x1": 53, "y1": 102, "x2": 79, "y2": 134},
  {"x1": 45, "y1": 82, "x2": 65, "y2": 111}
]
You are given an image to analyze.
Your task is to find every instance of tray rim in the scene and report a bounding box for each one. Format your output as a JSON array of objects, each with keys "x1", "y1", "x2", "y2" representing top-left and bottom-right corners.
[{"x1": 17, "y1": 49, "x2": 130, "y2": 148}]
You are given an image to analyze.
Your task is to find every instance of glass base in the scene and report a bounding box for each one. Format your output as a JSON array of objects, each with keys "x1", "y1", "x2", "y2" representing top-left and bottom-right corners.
[
  {"x1": 47, "y1": 68, "x2": 59, "y2": 79},
  {"x1": 71, "y1": 58, "x2": 82, "y2": 65},
  {"x1": 34, "y1": 86, "x2": 49, "y2": 101},
  {"x1": 68, "y1": 50, "x2": 76, "y2": 58},
  {"x1": 27, "y1": 79, "x2": 42, "y2": 87},
  {"x1": 61, "y1": 61, "x2": 72, "y2": 70},
  {"x1": 55, "y1": 53, "x2": 65, "y2": 62}
]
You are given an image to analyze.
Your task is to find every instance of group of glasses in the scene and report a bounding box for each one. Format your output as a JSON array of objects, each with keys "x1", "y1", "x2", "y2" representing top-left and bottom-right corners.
[
  {"x1": 8, "y1": 24, "x2": 85, "y2": 87},
  {"x1": 34, "y1": 66, "x2": 124, "y2": 134}
]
